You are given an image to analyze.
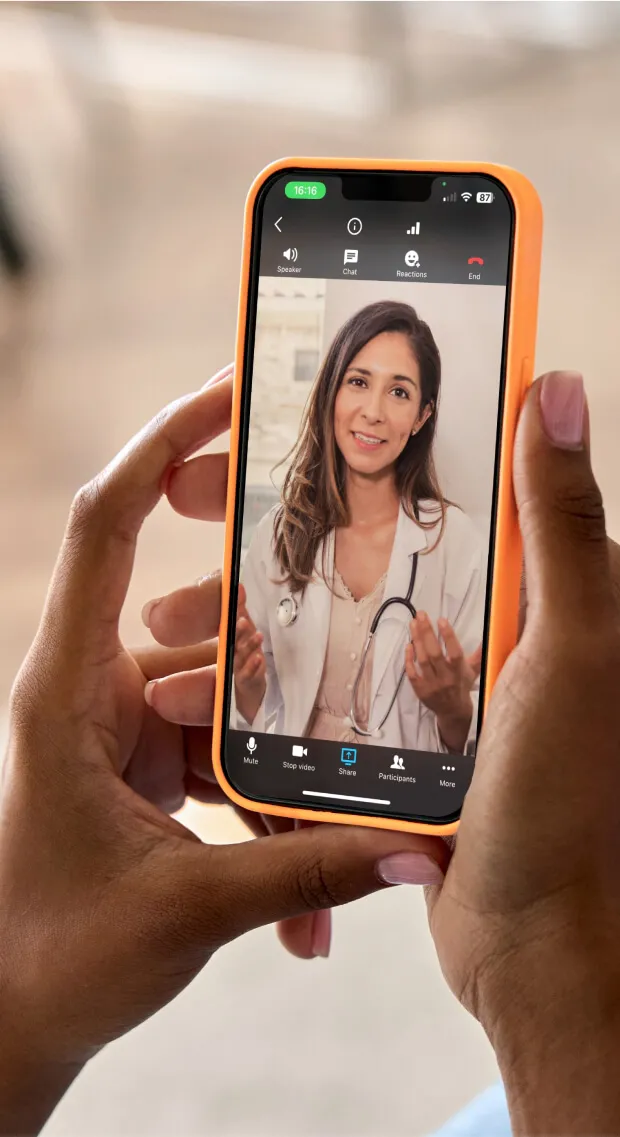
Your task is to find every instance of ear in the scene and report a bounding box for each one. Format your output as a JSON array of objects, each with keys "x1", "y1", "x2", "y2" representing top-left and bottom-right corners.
[{"x1": 412, "y1": 402, "x2": 434, "y2": 436}]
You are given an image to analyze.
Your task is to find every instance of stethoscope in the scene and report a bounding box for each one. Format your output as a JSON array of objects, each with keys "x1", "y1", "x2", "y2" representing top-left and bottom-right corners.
[
  {"x1": 275, "y1": 524, "x2": 420, "y2": 739},
  {"x1": 349, "y1": 551, "x2": 418, "y2": 737}
]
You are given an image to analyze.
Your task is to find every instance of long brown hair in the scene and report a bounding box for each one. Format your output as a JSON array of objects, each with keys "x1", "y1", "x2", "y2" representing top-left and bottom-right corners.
[{"x1": 273, "y1": 299, "x2": 446, "y2": 593}]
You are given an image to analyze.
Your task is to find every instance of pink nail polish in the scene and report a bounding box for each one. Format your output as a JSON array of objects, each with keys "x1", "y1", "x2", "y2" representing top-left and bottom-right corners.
[
  {"x1": 376, "y1": 852, "x2": 444, "y2": 887},
  {"x1": 311, "y1": 909, "x2": 332, "y2": 958},
  {"x1": 540, "y1": 371, "x2": 585, "y2": 450}
]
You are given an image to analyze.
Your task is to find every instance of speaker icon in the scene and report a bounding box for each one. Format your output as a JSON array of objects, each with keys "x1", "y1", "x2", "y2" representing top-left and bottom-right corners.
[{"x1": 283, "y1": 247, "x2": 298, "y2": 262}]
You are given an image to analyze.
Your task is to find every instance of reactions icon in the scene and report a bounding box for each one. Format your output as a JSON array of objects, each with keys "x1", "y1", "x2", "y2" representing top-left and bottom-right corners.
[{"x1": 404, "y1": 250, "x2": 420, "y2": 267}]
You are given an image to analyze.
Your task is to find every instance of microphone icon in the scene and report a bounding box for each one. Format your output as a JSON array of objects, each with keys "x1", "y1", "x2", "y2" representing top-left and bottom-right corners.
[{"x1": 246, "y1": 736, "x2": 258, "y2": 755}]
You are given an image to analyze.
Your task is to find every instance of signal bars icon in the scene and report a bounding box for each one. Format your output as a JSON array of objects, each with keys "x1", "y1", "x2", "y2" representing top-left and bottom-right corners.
[
  {"x1": 442, "y1": 191, "x2": 473, "y2": 203},
  {"x1": 406, "y1": 222, "x2": 420, "y2": 235}
]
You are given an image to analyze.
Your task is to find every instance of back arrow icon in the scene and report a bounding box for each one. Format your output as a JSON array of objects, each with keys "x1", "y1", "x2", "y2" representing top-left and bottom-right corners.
[{"x1": 274, "y1": 217, "x2": 282, "y2": 232}]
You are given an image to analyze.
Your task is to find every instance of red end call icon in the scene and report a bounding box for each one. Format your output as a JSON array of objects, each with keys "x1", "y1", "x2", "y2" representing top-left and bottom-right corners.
[{"x1": 468, "y1": 257, "x2": 484, "y2": 265}]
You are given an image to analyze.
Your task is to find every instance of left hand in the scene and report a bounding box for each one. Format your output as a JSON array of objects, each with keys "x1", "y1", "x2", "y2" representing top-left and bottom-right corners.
[
  {"x1": 405, "y1": 613, "x2": 482, "y2": 751},
  {"x1": 141, "y1": 569, "x2": 333, "y2": 960}
]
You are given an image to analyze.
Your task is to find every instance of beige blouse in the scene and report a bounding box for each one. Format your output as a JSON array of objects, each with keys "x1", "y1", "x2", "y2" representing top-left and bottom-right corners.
[{"x1": 306, "y1": 568, "x2": 387, "y2": 743}]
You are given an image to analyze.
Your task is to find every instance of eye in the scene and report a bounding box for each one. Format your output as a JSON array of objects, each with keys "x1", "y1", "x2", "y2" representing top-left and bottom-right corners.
[
  {"x1": 391, "y1": 385, "x2": 410, "y2": 400},
  {"x1": 346, "y1": 374, "x2": 367, "y2": 388}
]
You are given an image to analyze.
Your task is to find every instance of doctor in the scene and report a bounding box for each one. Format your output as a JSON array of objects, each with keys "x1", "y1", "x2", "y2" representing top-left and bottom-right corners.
[{"x1": 234, "y1": 300, "x2": 484, "y2": 754}]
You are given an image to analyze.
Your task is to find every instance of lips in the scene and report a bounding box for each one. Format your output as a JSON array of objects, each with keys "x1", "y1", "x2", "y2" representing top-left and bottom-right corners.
[{"x1": 352, "y1": 431, "x2": 385, "y2": 451}]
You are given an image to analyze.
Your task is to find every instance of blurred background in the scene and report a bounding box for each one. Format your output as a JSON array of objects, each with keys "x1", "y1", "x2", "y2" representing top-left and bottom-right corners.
[{"x1": 1, "y1": 2, "x2": 620, "y2": 1134}]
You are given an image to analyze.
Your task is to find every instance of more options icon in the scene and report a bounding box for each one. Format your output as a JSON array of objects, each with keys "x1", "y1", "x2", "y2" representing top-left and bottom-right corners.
[{"x1": 341, "y1": 746, "x2": 357, "y2": 766}]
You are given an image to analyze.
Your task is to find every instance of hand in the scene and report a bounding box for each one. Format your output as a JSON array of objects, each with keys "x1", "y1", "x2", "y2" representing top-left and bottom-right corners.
[
  {"x1": 233, "y1": 585, "x2": 267, "y2": 725},
  {"x1": 425, "y1": 372, "x2": 620, "y2": 1135},
  {"x1": 405, "y1": 613, "x2": 482, "y2": 751},
  {"x1": 0, "y1": 368, "x2": 450, "y2": 1136},
  {"x1": 142, "y1": 569, "x2": 331, "y2": 959}
]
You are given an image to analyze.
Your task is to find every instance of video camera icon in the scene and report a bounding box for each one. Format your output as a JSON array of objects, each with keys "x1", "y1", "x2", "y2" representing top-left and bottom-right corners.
[{"x1": 292, "y1": 744, "x2": 308, "y2": 758}]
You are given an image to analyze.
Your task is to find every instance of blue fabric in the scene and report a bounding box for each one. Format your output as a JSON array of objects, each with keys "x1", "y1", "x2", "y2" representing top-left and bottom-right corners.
[{"x1": 429, "y1": 1083, "x2": 511, "y2": 1137}]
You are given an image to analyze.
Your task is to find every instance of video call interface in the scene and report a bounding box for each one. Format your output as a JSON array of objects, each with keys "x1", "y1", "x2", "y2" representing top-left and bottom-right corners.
[{"x1": 223, "y1": 170, "x2": 514, "y2": 824}]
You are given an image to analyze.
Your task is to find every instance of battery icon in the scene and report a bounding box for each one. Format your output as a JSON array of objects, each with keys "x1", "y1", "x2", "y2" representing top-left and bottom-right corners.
[{"x1": 476, "y1": 192, "x2": 495, "y2": 204}]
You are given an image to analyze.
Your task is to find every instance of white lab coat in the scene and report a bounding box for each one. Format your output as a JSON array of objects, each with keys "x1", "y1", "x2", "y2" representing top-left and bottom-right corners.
[{"x1": 235, "y1": 501, "x2": 486, "y2": 753}]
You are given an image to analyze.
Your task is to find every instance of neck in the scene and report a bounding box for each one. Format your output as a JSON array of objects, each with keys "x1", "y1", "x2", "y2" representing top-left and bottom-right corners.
[{"x1": 345, "y1": 468, "x2": 400, "y2": 527}]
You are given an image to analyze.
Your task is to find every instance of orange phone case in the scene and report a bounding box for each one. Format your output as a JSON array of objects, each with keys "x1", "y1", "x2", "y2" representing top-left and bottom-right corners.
[{"x1": 212, "y1": 157, "x2": 543, "y2": 836}]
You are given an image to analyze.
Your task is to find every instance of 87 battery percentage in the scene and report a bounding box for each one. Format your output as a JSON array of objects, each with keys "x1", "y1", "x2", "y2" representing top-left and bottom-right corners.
[{"x1": 476, "y1": 192, "x2": 495, "y2": 204}]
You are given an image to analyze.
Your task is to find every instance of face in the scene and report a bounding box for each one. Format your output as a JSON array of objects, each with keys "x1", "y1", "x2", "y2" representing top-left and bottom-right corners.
[{"x1": 333, "y1": 331, "x2": 432, "y2": 476}]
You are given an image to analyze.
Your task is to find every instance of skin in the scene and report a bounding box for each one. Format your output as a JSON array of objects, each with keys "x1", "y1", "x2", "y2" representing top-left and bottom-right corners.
[
  {"x1": 153, "y1": 369, "x2": 620, "y2": 1135},
  {"x1": 235, "y1": 331, "x2": 480, "y2": 745},
  {"x1": 4, "y1": 366, "x2": 620, "y2": 1135},
  {"x1": 0, "y1": 368, "x2": 451, "y2": 1136},
  {"x1": 423, "y1": 374, "x2": 620, "y2": 1135}
]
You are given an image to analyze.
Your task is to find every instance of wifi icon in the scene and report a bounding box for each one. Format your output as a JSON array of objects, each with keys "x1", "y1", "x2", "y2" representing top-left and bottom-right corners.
[{"x1": 461, "y1": 192, "x2": 473, "y2": 203}]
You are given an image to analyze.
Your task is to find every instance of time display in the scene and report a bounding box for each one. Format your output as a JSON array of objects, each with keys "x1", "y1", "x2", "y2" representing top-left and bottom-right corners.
[{"x1": 285, "y1": 181, "x2": 326, "y2": 199}]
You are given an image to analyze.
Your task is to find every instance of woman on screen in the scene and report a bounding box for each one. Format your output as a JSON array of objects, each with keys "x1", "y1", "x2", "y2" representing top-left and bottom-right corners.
[{"x1": 233, "y1": 300, "x2": 484, "y2": 754}]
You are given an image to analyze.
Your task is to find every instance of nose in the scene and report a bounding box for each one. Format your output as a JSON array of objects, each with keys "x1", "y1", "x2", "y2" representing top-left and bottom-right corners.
[{"x1": 362, "y1": 388, "x2": 385, "y2": 424}]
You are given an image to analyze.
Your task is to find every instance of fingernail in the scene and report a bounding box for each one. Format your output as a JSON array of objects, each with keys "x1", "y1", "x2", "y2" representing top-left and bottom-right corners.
[
  {"x1": 376, "y1": 852, "x2": 444, "y2": 887},
  {"x1": 311, "y1": 909, "x2": 331, "y2": 959},
  {"x1": 540, "y1": 371, "x2": 585, "y2": 450},
  {"x1": 195, "y1": 570, "x2": 220, "y2": 587},
  {"x1": 201, "y1": 363, "x2": 234, "y2": 390},
  {"x1": 144, "y1": 680, "x2": 157, "y2": 707},
  {"x1": 141, "y1": 599, "x2": 161, "y2": 628}
]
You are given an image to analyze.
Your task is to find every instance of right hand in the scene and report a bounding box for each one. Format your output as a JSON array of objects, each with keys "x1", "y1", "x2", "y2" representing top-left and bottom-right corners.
[
  {"x1": 425, "y1": 372, "x2": 620, "y2": 1134},
  {"x1": 233, "y1": 584, "x2": 267, "y2": 725}
]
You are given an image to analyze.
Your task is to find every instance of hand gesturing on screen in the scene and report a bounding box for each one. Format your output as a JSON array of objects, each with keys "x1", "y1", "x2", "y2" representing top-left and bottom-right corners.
[
  {"x1": 233, "y1": 586, "x2": 267, "y2": 725},
  {"x1": 405, "y1": 614, "x2": 482, "y2": 752}
]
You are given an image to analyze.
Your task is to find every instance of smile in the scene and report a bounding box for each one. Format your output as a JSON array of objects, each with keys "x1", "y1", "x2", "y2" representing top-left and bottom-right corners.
[{"x1": 352, "y1": 431, "x2": 385, "y2": 450}]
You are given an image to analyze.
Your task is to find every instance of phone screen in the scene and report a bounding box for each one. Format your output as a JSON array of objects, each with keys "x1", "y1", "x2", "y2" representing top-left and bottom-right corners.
[{"x1": 221, "y1": 168, "x2": 514, "y2": 825}]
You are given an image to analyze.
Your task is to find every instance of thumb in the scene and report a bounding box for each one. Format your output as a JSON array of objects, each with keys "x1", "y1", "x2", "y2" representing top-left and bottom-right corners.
[
  {"x1": 513, "y1": 371, "x2": 613, "y2": 626},
  {"x1": 37, "y1": 378, "x2": 232, "y2": 665},
  {"x1": 177, "y1": 824, "x2": 448, "y2": 949}
]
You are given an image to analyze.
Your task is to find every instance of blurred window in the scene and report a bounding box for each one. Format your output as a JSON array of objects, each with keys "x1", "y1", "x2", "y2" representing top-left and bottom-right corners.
[{"x1": 294, "y1": 349, "x2": 319, "y2": 382}]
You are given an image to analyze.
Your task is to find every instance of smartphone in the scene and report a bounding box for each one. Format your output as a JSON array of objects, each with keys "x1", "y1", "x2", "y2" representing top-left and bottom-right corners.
[{"x1": 213, "y1": 158, "x2": 542, "y2": 836}]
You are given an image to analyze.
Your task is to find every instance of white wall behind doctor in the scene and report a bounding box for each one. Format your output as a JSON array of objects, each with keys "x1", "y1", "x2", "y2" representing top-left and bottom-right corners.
[{"x1": 322, "y1": 280, "x2": 507, "y2": 540}]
